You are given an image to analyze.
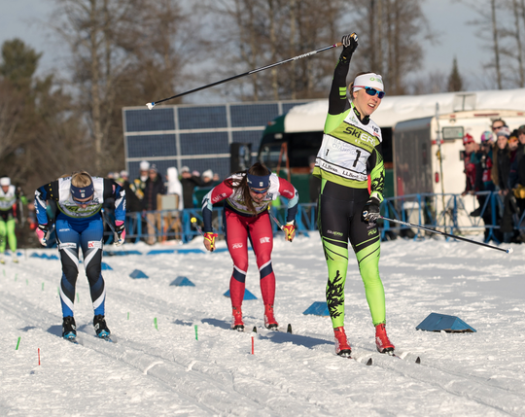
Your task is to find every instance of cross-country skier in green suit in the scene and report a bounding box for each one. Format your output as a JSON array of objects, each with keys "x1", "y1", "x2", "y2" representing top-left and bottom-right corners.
[{"x1": 313, "y1": 32, "x2": 394, "y2": 358}]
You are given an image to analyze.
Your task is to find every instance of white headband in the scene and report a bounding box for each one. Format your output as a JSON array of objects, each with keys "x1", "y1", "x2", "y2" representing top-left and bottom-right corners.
[{"x1": 353, "y1": 73, "x2": 384, "y2": 93}]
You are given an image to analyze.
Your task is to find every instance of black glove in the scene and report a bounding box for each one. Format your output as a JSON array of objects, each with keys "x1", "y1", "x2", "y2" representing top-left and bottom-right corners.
[
  {"x1": 340, "y1": 32, "x2": 358, "y2": 63},
  {"x1": 362, "y1": 196, "x2": 381, "y2": 222}
]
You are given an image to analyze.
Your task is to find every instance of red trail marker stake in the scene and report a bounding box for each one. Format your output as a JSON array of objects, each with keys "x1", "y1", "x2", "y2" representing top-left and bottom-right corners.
[
  {"x1": 251, "y1": 336, "x2": 254, "y2": 355},
  {"x1": 38, "y1": 348, "x2": 41, "y2": 366}
]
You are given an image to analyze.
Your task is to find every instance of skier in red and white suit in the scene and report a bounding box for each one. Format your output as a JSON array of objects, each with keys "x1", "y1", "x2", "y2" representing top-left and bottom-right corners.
[{"x1": 201, "y1": 162, "x2": 299, "y2": 331}]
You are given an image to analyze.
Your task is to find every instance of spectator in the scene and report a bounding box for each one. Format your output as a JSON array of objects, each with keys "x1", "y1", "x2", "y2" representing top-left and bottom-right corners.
[
  {"x1": 491, "y1": 118, "x2": 506, "y2": 134},
  {"x1": 491, "y1": 127, "x2": 511, "y2": 194},
  {"x1": 492, "y1": 127, "x2": 514, "y2": 242},
  {"x1": 201, "y1": 170, "x2": 214, "y2": 187},
  {"x1": 201, "y1": 169, "x2": 220, "y2": 188},
  {"x1": 129, "y1": 161, "x2": 149, "y2": 215},
  {"x1": 166, "y1": 167, "x2": 184, "y2": 210},
  {"x1": 461, "y1": 134, "x2": 483, "y2": 213},
  {"x1": 480, "y1": 131, "x2": 495, "y2": 191},
  {"x1": 165, "y1": 167, "x2": 183, "y2": 240},
  {"x1": 180, "y1": 166, "x2": 201, "y2": 208},
  {"x1": 508, "y1": 131, "x2": 520, "y2": 168},
  {"x1": 143, "y1": 164, "x2": 167, "y2": 245},
  {"x1": 0, "y1": 176, "x2": 26, "y2": 264},
  {"x1": 117, "y1": 170, "x2": 129, "y2": 186},
  {"x1": 479, "y1": 130, "x2": 496, "y2": 240},
  {"x1": 506, "y1": 125, "x2": 525, "y2": 242}
]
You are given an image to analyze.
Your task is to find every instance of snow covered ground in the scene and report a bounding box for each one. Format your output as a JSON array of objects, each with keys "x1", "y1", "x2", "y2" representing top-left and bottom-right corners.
[{"x1": 1, "y1": 234, "x2": 524, "y2": 417}]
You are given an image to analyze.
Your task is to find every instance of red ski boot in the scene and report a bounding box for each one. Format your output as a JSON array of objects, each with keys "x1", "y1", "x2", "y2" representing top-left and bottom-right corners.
[
  {"x1": 375, "y1": 323, "x2": 395, "y2": 354},
  {"x1": 264, "y1": 304, "x2": 279, "y2": 330},
  {"x1": 231, "y1": 306, "x2": 244, "y2": 332},
  {"x1": 333, "y1": 327, "x2": 352, "y2": 357}
]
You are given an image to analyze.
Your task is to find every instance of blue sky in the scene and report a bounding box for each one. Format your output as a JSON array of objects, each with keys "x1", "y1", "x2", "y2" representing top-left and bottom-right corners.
[{"x1": 0, "y1": 0, "x2": 488, "y2": 93}]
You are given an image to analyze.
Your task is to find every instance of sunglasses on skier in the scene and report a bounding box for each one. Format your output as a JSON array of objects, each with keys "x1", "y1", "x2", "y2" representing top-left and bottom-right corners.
[{"x1": 364, "y1": 87, "x2": 385, "y2": 99}]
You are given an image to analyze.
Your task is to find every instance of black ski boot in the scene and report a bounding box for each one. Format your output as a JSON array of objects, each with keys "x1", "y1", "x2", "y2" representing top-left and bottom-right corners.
[
  {"x1": 93, "y1": 315, "x2": 111, "y2": 339},
  {"x1": 62, "y1": 316, "x2": 77, "y2": 341}
]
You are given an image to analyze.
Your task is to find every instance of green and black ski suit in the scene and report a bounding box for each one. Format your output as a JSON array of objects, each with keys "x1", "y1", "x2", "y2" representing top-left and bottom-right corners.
[{"x1": 313, "y1": 57, "x2": 386, "y2": 329}]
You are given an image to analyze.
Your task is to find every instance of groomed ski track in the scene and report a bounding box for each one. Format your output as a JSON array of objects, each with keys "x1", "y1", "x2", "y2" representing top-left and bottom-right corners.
[{"x1": 1, "y1": 236, "x2": 524, "y2": 416}]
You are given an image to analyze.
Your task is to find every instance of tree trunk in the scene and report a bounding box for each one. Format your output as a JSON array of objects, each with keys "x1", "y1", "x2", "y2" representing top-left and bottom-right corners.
[
  {"x1": 513, "y1": 0, "x2": 524, "y2": 87},
  {"x1": 491, "y1": 0, "x2": 502, "y2": 89}
]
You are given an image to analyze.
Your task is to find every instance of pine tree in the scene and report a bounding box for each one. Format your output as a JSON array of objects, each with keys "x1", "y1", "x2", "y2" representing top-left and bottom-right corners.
[{"x1": 447, "y1": 57, "x2": 463, "y2": 92}]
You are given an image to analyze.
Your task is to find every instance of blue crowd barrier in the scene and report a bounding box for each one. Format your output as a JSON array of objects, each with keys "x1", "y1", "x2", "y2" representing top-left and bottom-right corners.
[{"x1": 102, "y1": 192, "x2": 524, "y2": 245}]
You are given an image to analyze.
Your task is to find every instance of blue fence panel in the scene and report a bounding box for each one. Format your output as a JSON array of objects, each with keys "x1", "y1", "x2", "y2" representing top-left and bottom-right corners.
[{"x1": 103, "y1": 192, "x2": 523, "y2": 246}]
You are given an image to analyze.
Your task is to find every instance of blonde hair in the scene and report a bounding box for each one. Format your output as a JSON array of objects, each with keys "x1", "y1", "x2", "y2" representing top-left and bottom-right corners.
[{"x1": 71, "y1": 171, "x2": 93, "y2": 187}]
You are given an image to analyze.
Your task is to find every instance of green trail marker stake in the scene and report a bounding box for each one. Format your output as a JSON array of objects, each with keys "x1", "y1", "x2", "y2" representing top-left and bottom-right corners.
[
  {"x1": 26, "y1": 279, "x2": 28, "y2": 286},
  {"x1": 15, "y1": 274, "x2": 17, "y2": 282},
  {"x1": 57, "y1": 287, "x2": 60, "y2": 295},
  {"x1": 76, "y1": 293, "x2": 79, "y2": 303},
  {"x1": 42, "y1": 282, "x2": 44, "y2": 291},
  {"x1": 127, "y1": 312, "x2": 129, "y2": 320},
  {"x1": 154, "y1": 317, "x2": 158, "y2": 330},
  {"x1": 3, "y1": 269, "x2": 5, "y2": 276},
  {"x1": 15, "y1": 337, "x2": 21, "y2": 350},
  {"x1": 194, "y1": 325, "x2": 198, "y2": 341}
]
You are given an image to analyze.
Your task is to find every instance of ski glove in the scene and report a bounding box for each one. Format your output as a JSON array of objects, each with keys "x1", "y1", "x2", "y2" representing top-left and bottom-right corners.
[
  {"x1": 114, "y1": 220, "x2": 126, "y2": 246},
  {"x1": 340, "y1": 32, "x2": 358, "y2": 63},
  {"x1": 283, "y1": 222, "x2": 296, "y2": 242},
  {"x1": 204, "y1": 232, "x2": 218, "y2": 252},
  {"x1": 362, "y1": 197, "x2": 381, "y2": 222},
  {"x1": 36, "y1": 223, "x2": 49, "y2": 246}
]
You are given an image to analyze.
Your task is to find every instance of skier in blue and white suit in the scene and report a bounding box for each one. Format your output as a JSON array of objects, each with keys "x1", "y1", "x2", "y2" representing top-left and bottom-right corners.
[{"x1": 34, "y1": 171, "x2": 126, "y2": 341}]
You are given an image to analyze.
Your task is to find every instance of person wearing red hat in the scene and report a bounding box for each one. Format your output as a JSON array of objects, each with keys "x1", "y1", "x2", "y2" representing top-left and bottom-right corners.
[{"x1": 461, "y1": 134, "x2": 483, "y2": 203}]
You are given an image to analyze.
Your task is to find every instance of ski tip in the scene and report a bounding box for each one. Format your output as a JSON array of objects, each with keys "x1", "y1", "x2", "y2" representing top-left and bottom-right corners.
[
  {"x1": 287, "y1": 323, "x2": 292, "y2": 334},
  {"x1": 415, "y1": 356, "x2": 421, "y2": 364},
  {"x1": 252, "y1": 326, "x2": 257, "y2": 333},
  {"x1": 366, "y1": 358, "x2": 373, "y2": 366}
]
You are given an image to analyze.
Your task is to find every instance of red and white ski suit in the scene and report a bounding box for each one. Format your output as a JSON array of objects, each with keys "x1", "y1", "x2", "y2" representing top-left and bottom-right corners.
[{"x1": 202, "y1": 173, "x2": 298, "y2": 307}]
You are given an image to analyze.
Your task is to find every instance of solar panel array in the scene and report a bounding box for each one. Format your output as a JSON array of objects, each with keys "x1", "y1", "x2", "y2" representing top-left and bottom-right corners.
[{"x1": 122, "y1": 100, "x2": 311, "y2": 180}]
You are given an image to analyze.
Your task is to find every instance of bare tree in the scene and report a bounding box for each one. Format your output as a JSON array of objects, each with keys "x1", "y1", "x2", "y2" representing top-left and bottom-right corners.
[
  {"x1": 50, "y1": 0, "x2": 197, "y2": 175},
  {"x1": 200, "y1": 0, "x2": 346, "y2": 101},
  {"x1": 347, "y1": 0, "x2": 434, "y2": 95},
  {"x1": 460, "y1": 0, "x2": 509, "y2": 89},
  {"x1": 0, "y1": 80, "x2": 24, "y2": 164}
]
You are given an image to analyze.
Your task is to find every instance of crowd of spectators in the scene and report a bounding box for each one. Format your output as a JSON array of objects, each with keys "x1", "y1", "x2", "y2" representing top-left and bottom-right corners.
[
  {"x1": 106, "y1": 162, "x2": 220, "y2": 244},
  {"x1": 463, "y1": 118, "x2": 525, "y2": 243}
]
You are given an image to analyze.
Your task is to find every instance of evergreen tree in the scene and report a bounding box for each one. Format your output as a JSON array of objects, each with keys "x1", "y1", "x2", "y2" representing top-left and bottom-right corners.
[{"x1": 447, "y1": 57, "x2": 463, "y2": 92}]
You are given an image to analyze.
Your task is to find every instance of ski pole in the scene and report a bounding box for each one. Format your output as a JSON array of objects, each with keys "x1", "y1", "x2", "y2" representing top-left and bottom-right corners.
[
  {"x1": 101, "y1": 209, "x2": 119, "y2": 243},
  {"x1": 268, "y1": 208, "x2": 283, "y2": 230},
  {"x1": 146, "y1": 40, "x2": 346, "y2": 109},
  {"x1": 379, "y1": 215, "x2": 512, "y2": 254}
]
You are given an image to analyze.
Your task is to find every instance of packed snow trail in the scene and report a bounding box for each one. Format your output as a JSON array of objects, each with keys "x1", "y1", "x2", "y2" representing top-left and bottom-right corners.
[{"x1": 1, "y1": 236, "x2": 524, "y2": 416}]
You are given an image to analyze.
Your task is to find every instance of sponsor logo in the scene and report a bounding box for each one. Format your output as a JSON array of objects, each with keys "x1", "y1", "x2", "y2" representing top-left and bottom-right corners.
[
  {"x1": 344, "y1": 125, "x2": 361, "y2": 139},
  {"x1": 327, "y1": 230, "x2": 344, "y2": 237},
  {"x1": 368, "y1": 228, "x2": 377, "y2": 236},
  {"x1": 88, "y1": 241, "x2": 102, "y2": 249},
  {"x1": 282, "y1": 190, "x2": 293, "y2": 198},
  {"x1": 232, "y1": 243, "x2": 243, "y2": 249},
  {"x1": 58, "y1": 242, "x2": 76, "y2": 249},
  {"x1": 212, "y1": 195, "x2": 222, "y2": 203},
  {"x1": 259, "y1": 237, "x2": 271, "y2": 244},
  {"x1": 360, "y1": 132, "x2": 376, "y2": 145},
  {"x1": 58, "y1": 228, "x2": 70, "y2": 232}
]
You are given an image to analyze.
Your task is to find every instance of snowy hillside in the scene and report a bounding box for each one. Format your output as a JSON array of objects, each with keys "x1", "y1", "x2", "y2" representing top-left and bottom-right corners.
[{"x1": 1, "y1": 235, "x2": 524, "y2": 417}]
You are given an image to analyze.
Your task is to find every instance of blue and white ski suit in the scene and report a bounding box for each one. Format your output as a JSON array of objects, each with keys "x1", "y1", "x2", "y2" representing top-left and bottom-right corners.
[{"x1": 35, "y1": 176, "x2": 126, "y2": 318}]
